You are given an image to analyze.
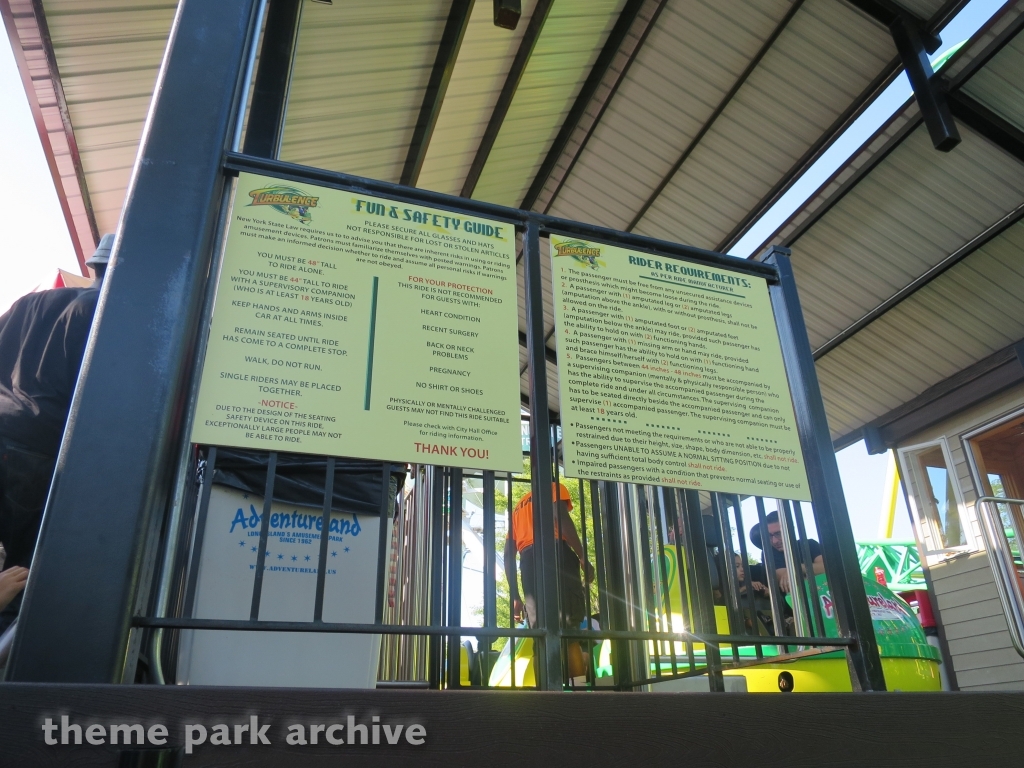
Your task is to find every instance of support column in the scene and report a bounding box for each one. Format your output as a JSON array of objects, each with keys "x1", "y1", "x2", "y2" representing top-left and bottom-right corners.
[
  {"x1": 243, "y1": 0, "x2": 302, "y2": 158},
  {"x1": 764, "y1": 246, "x2": 886, "y2": 691},
  {"x1": 522, "y1": 219, "x2": 563, "y2": 690},
  {"x1": 7, "y1": 0, "x2": 262, "y2": 682}
]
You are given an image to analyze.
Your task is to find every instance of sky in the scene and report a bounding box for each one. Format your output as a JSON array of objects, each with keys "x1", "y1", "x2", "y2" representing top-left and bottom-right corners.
[
  {"x1": 0, "y1": 23, "x2": 80, "y2": 316},
  {"x1": 729, "y1": 0, "x2": 1008, "y2": 258},
  {"x1": 2, "y1": 2, "x2": 997, "y2": 545}
]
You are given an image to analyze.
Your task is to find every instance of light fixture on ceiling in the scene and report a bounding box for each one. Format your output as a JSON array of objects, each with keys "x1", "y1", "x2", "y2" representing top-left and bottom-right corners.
[{"x1": 494, "y1": 0, "x2": 521, "y2": 30}]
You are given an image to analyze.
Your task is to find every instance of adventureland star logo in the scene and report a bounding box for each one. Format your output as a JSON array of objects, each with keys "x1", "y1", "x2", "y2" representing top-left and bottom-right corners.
[
  {"x1": 248, "y1": 185, "x2": 319, "y2": 224},
  {"x1": 553, "y1": 239, "x2": 605, "y2": 269}
]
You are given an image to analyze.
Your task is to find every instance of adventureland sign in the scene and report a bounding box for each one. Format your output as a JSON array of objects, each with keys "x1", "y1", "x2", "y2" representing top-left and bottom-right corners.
[{"x1": 191, "y1": 172, "x2": 523, "y2": 471}]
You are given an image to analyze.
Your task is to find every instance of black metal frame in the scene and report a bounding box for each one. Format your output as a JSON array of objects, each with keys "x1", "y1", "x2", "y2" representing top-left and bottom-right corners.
[{"x1": 8, "y1": 0, "x2": 884, "y2": 693}]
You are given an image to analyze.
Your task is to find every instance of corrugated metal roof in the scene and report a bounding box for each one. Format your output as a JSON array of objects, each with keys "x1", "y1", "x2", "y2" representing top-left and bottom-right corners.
[
  {"x1": 791, "y1": 124, "x2": 1024, "y2": 351},
  {"x1": 471, "y1": 0, "x2": 626, "y2": 207},
  {"x1": 776, "y1": 21, "x2": 1024, "y2": 441},
  {"x1": 545, "y1": 0, "x2": 795, "y2": 231},
  {"x1": 960, "y1": 30, "x2": 1024, "y2": 131},
  {"x1": 25, "y1": 0, "x2": 1024, "y2": 445},
  {"x1": 817, "y1": 221, "x2": 1024, "y2": 438},
  {"x1": 279, "y1": 1, "x2": 449, "y2": 182},
  {"x1": 890, "y1": 0, "x2": 949, "y2": 20},
  {"x1": 41, "y1": 0, "x2": 175, "y2": 236},
  {"x1": 634, "y1": 0, "x2": 894, "y2": 249},
  {"x1": 416, "y1": 0, "x2": 542, "y2": 196}
]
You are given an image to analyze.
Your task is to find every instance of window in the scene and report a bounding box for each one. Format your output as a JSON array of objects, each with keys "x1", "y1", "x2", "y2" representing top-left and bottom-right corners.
[
  {"x1": 965, "y1": 411, "x2": 1024, "y2": 564},
  {"x1": 899, "y1": 441, "x2": 969, "y2": 559}
]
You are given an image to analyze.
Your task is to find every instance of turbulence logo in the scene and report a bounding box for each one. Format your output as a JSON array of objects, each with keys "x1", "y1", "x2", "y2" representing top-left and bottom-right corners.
[
  {"x1": 248, "y1": 185, "x2": 319, "y2": 224},
  {"x1": 553, "y1": 239, "x2": 604, "y2": 269}
]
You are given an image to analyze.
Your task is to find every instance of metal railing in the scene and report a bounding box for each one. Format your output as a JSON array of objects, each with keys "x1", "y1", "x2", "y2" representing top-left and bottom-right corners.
[
  {"x1": 976, "y1": 496, "x2": 1024, "y2": 659},
  {"x1": 137, "y1": 436, "x2": 852, "y2": 691}
]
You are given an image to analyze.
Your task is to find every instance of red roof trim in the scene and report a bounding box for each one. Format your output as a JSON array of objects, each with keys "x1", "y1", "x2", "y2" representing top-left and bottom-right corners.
[{"x1": 1, "y1": 0, "x2": 98, "y2": 274}]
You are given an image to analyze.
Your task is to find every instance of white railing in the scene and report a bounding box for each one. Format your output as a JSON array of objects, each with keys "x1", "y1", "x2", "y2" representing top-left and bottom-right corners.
[{"x1": 976, "y1": 496, "x2": 1024, "y2": 659}]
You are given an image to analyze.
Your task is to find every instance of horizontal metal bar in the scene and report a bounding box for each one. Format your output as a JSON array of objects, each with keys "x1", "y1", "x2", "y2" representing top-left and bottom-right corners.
[
  {"x1": 560, "y1": 629, "x2": 854, "y2": 647},
  {"x1": 134, "y1": 617, "x2": 544, "y2": 637},
  {"x1": 536, "y1": 220, "x2": 779, "y2": 280},
  {"x1": 134, "y1": 615, "x2": 849, "y2": 648},
  {"x1": 222, "y1": 152, "x2": 779, "y2": 281},
  {"x1": 224, "y1": 152, "x2": 525, "y2": 222},
  {"x1": 376, "y1": 681, "x2": 431, "y2": 689}
]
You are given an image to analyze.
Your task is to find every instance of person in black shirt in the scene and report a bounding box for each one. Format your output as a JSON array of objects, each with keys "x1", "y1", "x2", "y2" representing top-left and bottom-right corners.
[
  {"x1": 749, "y1": 510, "x2": 824, "y2": 594},
  {"x1": 0, "y1": 235, "x2": 111, "y2": 632}
]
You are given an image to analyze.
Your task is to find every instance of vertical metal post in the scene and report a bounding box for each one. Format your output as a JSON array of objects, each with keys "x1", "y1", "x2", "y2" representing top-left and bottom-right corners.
[
  {"x1": 446, "y1": 468, "x2": 463, "y2": 687},
  {"x1": 313, "y1": 458, "x2": 335, "y2": 622},
  {"x1": 777, "y1": 498, "x2": 811, "y2": 638},
  {"x1": 242, "y1": 0, "x2": 303, "y2": 158},
  {"x1": 181, "y1": 447, "x2": 217, "y2": 619},
  {"x1": 249, "y1": 453, "x2": 278, "y2": 620},
  {"x1": 730, "y1": 496, "x2": 760, "y2": 657},
  {"x1": 428, "y1": 467, "x2": 445, "y2": 689},
  {"x1": 651, "y1": 487, "x2": 679, "y2": 674},
  {"x1": 665, "y1": 490, "x2": 697, "y2": 671},
  {"x1": 522, "y1": 218, "x2": 562, "y2": 690},
  {"x1": 375, "y1": 464, "x2": 393, "y2": 624},
  {"x1": 793, "y1": 501, "x2": 826, "y2": 635},
  {"x1": 755, "y1": 498, "x2": 787, "y2": 647},
  {"x1": 600, "y1": 482, "x2": 632, "y2": 688},
  {"x1": 765, "y1": 247, "x2": 885, "y2": 691},
  {"x1": 7, "y1": 0, "x2": 262, "y2": 682},
  {"x1": 682, "y1": 490, "x2": 724, "y2": 692},
  {"x1": 711, "y1": 494, "x2": 742, "y2": 654},
  {"x1": 590, "y1": 481, "x2": 610, "y2": 635},
  {"x1": 482, "y1": 470, "x2": 496, "y2": 686}
]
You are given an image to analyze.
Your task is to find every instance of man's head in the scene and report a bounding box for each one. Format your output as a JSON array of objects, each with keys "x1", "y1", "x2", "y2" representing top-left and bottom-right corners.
[
  {"x1": 764, "y1": 511, "x2": 784, "y2": 551},
  {"x1": 86, "y1": 233, "x2": 115, "y2": 281}
]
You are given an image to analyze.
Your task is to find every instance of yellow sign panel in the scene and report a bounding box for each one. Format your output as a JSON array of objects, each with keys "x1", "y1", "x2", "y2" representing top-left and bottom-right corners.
[
  {"x1": 550, "y1": 236, "x2": 811, "y2": 500},
  {"x1": 192, "y1": 172, "x2": 522, "y2": 471}
]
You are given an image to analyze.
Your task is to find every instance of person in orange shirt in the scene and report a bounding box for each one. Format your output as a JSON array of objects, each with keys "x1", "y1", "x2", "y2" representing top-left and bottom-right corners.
[{"x1": 504, "y1": 482, "x2": 594, "y2": 678}]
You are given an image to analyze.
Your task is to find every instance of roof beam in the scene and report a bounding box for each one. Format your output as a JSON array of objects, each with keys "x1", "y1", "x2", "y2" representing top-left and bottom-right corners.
[
  {"x1": 844, "y1": 0, "x2": 929, "y2": 31},
  {"x1": 1, "y1": 0, "x2": 98, "y2": 271},
  {"x1": 837, "y1": 337, "x2": 1024, "y2": 452},
  {"x1": 720, "y1": 0, "x2": 973, "y2": 253},
  {"x1": 848, "y1": 1, "x2": 960, "y2": 151},
  {"x1": 947, "y1": 91, "x2": 1024, "y2": 164},
  {"x1": 519, "y1": 0, "x2": 648, "y2": 210},
  {"x1": 889, "y1": 12, "x2": 960, "y2": 151},
  {"x1": 400, "y1": 0, "x2": 476, "y2": 186},
  {"x1": 766, "y1": 19, "x2": 1024, "y2": 254},
  {"x1": 625, "y1": 0, "x2": 806, "y2": 232},
  {"x1": 460, "y1": 0, "x2": 554, "y2": 198},
  {"x1": 813, "y1": 202, "x2": 1024, "y2": 360}
]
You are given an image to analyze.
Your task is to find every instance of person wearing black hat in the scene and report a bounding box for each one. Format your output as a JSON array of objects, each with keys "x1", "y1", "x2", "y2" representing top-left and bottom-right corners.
[
  {"x1": 0, "y1": 234, "x2": 112, "y2": 632},
  {"x1": 749, "y1": 510, "x2": 825, "y2": 595}
]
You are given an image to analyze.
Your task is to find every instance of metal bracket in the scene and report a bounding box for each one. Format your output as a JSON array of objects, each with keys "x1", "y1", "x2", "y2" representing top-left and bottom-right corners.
[{"x1": 889, "y1": 15, "x2": 960, "y2": 151}]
